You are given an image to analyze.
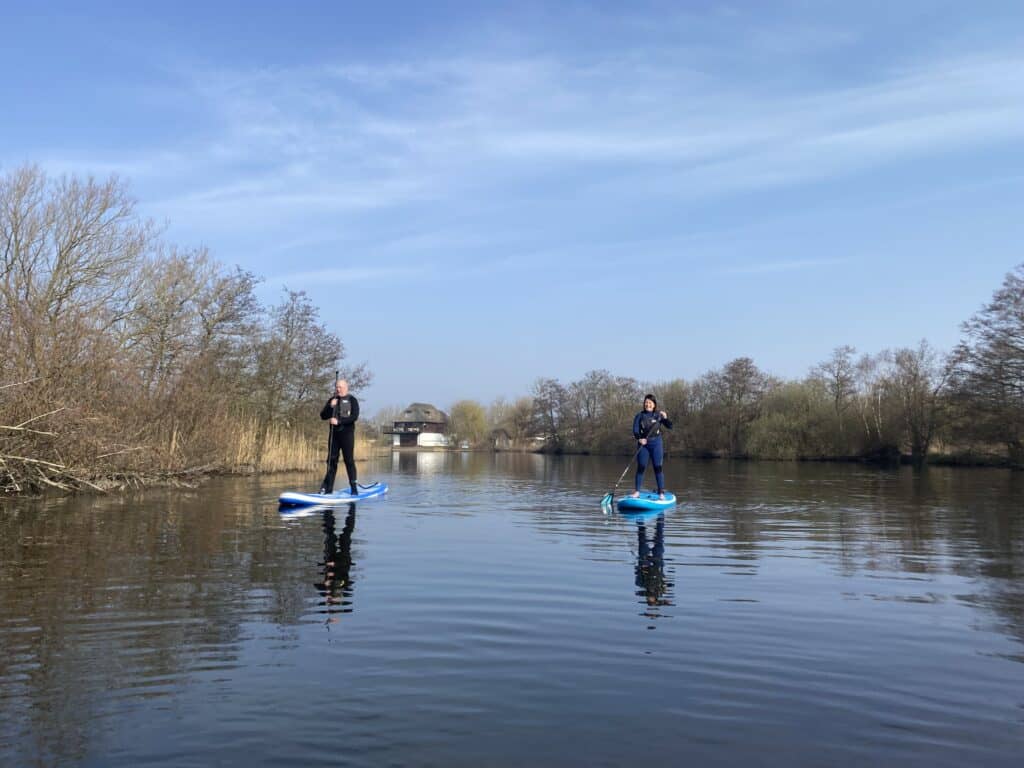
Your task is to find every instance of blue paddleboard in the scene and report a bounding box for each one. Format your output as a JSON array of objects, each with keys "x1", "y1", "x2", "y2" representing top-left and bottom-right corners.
[
  {"x1": 616, "y1": 491, "x2": 676, "y2": 512},
  {"x1": 278, "y1": 482, "x2": 388, "y2": 507}
]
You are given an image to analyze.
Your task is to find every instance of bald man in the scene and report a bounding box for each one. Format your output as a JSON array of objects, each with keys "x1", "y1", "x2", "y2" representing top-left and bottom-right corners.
[{"x1": 319, "y1": 379, "x2": 360, "y2": 495}]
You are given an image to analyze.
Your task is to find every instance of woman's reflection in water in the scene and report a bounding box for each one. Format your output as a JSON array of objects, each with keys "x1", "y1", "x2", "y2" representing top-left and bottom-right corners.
[
  {"x1": 314, "y1": 503, "x2": 356, "y2": 625},
  {"x1": 635, "y1": 514, "x2": 673, "y2": 618}
]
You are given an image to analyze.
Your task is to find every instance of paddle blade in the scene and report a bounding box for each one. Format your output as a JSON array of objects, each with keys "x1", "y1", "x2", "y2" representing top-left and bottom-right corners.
[{"x1": 600, "y1": 493, "x2": 613, "y2": 507}]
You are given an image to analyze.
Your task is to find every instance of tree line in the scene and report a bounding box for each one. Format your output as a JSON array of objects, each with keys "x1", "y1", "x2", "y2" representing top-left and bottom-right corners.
[
  {"x1": 445, "y1": 263, "x2": 1023, "y2": 468},
  {"x1": 3, "y1": 165, "x2": 1020, "y2": 494},
  {"x1": 1, "y1": 166, "x2": 369, "y2": 493}
]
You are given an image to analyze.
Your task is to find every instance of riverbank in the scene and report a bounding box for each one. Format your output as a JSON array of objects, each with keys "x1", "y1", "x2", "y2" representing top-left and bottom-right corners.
[
  {"x1": 529, "y1": 446, "x2": 1021, "y2": 470},
  {"x1": 1, "y1": 429, "x2": 384, "y2": 497},
  {"x1": 3, "y1": 440, "x2": 1016, "y2": 501}
]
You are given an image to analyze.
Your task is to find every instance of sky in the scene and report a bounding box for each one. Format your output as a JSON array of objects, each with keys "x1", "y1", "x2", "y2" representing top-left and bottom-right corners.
[{"x1": 2, "y1": 1, "x2": 1023, "y2": 414}]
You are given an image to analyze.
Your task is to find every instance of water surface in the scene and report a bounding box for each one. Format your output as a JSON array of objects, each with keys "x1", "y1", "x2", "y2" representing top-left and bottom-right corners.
[{"x1": 1, "y1": 455, "x2": 1022, "y2": 766}]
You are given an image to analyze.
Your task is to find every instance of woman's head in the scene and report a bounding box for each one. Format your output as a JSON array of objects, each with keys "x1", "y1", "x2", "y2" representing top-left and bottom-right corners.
[{"x1": 643, "y1": 394, "x2": 657, "y2": 411}]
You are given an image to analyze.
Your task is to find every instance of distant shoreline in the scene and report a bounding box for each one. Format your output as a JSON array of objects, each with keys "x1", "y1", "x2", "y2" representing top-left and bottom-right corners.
[{"x1": 3, "y1": 448, "x2": 1017, "y2": 501}]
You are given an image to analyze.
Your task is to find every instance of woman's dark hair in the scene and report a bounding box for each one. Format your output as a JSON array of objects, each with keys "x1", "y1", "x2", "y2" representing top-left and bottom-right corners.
[{"x1": 643, "y1": 393, "x2": 657, "y2": 407}]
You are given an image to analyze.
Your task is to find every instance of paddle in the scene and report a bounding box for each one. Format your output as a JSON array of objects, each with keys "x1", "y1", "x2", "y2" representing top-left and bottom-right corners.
[
  {"x1": 601, "y1": 416, "x2": 663, "y2": 507},
  {"x1": 322, "y1": 369, "x2": 339, "y2": 491}
]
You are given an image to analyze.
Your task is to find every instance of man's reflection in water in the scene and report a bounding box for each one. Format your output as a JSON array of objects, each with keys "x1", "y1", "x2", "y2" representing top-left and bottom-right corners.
[
  {"x1": 314, "y1": 504, "x2": 356, "y2": 624},
  {"x1": 635, "y1": 514, "x2": 673, "y2": 618}
]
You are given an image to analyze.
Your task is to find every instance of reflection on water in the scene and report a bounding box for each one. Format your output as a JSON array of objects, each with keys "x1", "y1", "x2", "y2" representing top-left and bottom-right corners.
[
  {"x1": 313, "y1": 505, "x2": 356, "y2": 625},
  {"x1": 394, "y1": 449, "x2": 446, "y2": 475},
  {"x1": 1, "y1": 457, "x2": 1022, "y2": 767},
  {"x1": 632, "y1": 513, "x2": 673, "y2": 617}
]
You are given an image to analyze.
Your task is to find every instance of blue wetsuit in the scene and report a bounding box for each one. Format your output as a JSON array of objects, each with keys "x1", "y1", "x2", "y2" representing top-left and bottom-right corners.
[{"x1": 633, "y1": 411, "x2": 673, "y2": 493}]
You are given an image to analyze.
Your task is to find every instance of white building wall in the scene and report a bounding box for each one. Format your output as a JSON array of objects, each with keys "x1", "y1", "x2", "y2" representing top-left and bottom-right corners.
[
  {"x1": 418, "y1": 432, "x2": 449, "y2": 448},
  {"x1": 392, "y1": 432, "x2": 450, "y2": 447}
]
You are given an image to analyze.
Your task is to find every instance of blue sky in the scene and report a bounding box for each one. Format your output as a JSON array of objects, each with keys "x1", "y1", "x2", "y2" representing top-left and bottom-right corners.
[{"x1": 2, "y1": 1, "x2": 1022, "y2": 413}]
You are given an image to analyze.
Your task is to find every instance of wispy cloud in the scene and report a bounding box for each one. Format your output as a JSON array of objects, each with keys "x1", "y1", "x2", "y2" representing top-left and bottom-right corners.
[
  {"x1": 25, "y1": 16, "x2": 1024, "y2": 274},
  {"x1": 266, "y1": 264, "x2": 426, "y2": 287},
  {"x1": 724, "y1": 258, "x2": 848, "y2": 275},
  {"x1": 153, "y1": 45, "x2": 1024, "y2": 219}
]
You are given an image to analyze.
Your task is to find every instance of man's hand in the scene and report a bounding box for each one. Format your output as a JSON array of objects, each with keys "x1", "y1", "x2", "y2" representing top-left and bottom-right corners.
[
  {"x1": 330, "y1": 417, "x2": 339, "y2": 426},
  {"x1": 330, "y1": 397, "x2": 338, "y2": 407},
  {"x1": 639, "y1": 438, "x2": 647, "y2": 446}
]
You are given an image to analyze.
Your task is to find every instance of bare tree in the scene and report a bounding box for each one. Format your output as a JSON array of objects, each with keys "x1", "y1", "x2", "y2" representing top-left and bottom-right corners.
[
  {"x1": 531, "y1": 377, "x2": 568, "y2": 451},
  {"x1": 854, "y1": 351, "x2": 896, "y2": 453},
  {"x1": 508, "y1": 397, "x2": 535, "y2": 443},
  {"x1": 708, "y1": 357, "x2": 772, "y2": 456},
  {"x1": 1, "y1": 166, "x2": 154, "y2": 382},
  {"x1": 1, "y1": 166, "x2": 374, "y2": 492},
  {"x1": 886, "y1": 341, "x2": 949, "y2": 464},
  {"x1": 250, "y1": 290, "x2": 347, "y2": 468},
  {"x1": 812, "y1": 345, "x2": 858, "y2": 450}
]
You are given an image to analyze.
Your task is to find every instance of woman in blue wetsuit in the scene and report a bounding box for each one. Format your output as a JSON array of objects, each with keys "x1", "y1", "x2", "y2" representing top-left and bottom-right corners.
[{"x1": 631, "y1": 394, "x2": 673, "y2": 500}]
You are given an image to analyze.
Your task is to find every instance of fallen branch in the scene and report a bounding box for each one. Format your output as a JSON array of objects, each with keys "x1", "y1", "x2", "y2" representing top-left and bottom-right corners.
[
  {"x1": 0, "y1": 377, "x2": 42, "y2": 391},
  {"x1": 33, "y1": 468, "x2": 70, "y2": 491},
  {"x1": 95, "y1": 446, "x2": 146, "y2": 459},
  {"x1": 15, "y1": 407, "x2": 66, "y2": 429},
  {"x1": 63, "y1": 473, "x2": 106, "y2": 492},
  {"x1": 1, "y1": 454, "x2": 65, "y2": 469},
  {"x1": 0, "y1": 425, "x2": 58, "y2": 437}
]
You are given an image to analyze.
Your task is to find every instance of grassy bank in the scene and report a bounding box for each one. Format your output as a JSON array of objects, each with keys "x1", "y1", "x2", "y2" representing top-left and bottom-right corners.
[{"x1": 226, "y1": 423, "x2": 376, "y2": 472}]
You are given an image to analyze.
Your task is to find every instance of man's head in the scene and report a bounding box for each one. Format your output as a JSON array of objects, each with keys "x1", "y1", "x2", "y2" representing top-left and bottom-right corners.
[{"x1": 335, "y1": 379, "x2": 349, "y2": 397}]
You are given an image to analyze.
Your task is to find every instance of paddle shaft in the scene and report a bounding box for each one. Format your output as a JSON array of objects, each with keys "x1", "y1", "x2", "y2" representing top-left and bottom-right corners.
[{"x1": 325, "y1": 369, "x2": 339, "y2": 466}]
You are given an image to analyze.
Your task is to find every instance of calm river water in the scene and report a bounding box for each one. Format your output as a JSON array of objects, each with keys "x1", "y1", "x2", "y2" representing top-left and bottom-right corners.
[{"x1": 1, "y1": 454, "x2": 1023, "y2": 766}]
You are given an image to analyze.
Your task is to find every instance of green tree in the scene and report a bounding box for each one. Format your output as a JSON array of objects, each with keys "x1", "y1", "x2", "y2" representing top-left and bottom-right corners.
[
  {"x1": 449, "y1": 399, "x2": 488, "y2": 446},
  {"x1": 951, "y1": 262, "x2": 1024, "y2": 464},
  {"x1": 748, "y1": 379, "x2": 831, "y2": 459}
]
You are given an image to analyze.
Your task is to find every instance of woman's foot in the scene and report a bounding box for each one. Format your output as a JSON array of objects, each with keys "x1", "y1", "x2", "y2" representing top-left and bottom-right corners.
[
  {"x1": 658, "y1": 492, "x2": 665, "y2": 500},
  {"x1": 630, "y1": 491, "x2": 640, "y2": 498}
]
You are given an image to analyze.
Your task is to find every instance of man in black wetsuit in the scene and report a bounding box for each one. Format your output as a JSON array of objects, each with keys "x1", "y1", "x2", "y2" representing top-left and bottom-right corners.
[{"x1": 320, "y1": 378, "x2": 359, "y2": 495}]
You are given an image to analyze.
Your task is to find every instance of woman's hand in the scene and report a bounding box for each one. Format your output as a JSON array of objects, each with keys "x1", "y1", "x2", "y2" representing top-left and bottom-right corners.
[
  {"x1": 330, "y1": 417, "x2": 339, "y2": 425},
  {"x1": 639, "y1": 438, "x2": 647, "y2": 446},
  {"x1": 659, "y1": 410, "x2": 667, "y2": 420}
]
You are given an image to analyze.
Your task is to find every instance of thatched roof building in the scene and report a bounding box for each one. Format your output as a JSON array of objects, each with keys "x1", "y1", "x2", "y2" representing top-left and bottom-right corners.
[
  {"x1": 390, "y1": 402, "x2": 449, "y2": 448},
  {"x1": 398, "y1": 403, "x2": 448, "y2": 424}
]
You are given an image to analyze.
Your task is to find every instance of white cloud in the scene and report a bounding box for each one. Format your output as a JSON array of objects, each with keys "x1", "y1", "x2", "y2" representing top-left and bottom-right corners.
[{"x1": 267, "y1": 265, "x2": 426, "y2": 286}]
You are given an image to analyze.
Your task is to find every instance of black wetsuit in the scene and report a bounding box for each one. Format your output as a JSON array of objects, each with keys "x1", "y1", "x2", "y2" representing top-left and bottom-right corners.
[
  {"x1": 320, "y1": 394, "x2": 359, "y2": 493},
  {"x1": 632, "y1": 411, "x2": 673, "y2": 493}
]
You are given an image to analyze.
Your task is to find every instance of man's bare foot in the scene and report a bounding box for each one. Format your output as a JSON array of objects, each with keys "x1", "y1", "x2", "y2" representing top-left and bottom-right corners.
[
  {"x1": 630, "y1": 491, "x2": 640, "y2": 498},
  {"x1": 658, "y1": 492, "x2": 666, "y2": 500}
]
